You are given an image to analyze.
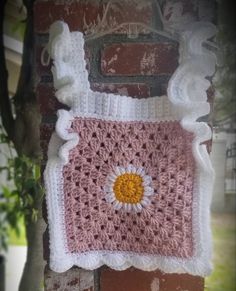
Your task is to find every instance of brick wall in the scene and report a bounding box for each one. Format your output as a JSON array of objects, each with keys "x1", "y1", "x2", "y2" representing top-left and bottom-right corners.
[{"x1": 35, "y1": 0, "x2": 215, "y2": 290}]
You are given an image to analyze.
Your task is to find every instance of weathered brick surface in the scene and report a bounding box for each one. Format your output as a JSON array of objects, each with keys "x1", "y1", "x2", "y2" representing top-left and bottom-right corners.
[
  {"x1": 44, "y1": 267, "x2": 94, "y2": 291},
  {"x1": 34, "y1": 1, "x2": 103, "y2": 33},
  {"x1": 100, "y1": 268, "x2": 204, "y2": 291},
  {"x1": 34, "y1": 0, "x2": 153, "y2": 34},
  {"x1": 162, "y1": 0, "x2": 198, "y2": 22},
  {"x1": 37, "y1": 84, "x2": 68, "y2": 114},
  {"x1": 40, "y1": 123, "x2": 55, "y2": 163},
  {"x1": 40, "y1": 123, "x2": 54, "y2": 145},
  {"x1": 101, "y1": 43, "x2": 178, "y2": 76},
  {"x1": 91, "y1": 83, "x2": 150, "y2": 98},
  {"x1": 99, "y1": 0, "x2": 153, "y2": 34}
]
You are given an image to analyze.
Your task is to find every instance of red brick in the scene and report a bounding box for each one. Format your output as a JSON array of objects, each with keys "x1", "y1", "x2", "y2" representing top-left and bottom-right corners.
[
  {"x1": 34, "y1": 1, "x2": 103, "y2": 33},
  {"x1": 162, "y1": 0, "x2": 198, "y2": 22},
  {"x1": 100, "y1": 268, "x2": 204, "y2": 291},
  {"x1": 91, "y1": 83, "x2": 150, "y2": 98},
  {"x1": 34, "y1": 0, "x2": 152, "y2": 34},
  {"x1": 40, "y1": 123, "x2": 54, "y2": 144},
  {"x1": 99, "y1": 1, "x2": 152, "y2": 35},
  {"x1": 44, "y1": 266, "x2": 94, "y2": 291},
  {"x1": 36, "y1": 84, "x2": 68, "y2": 115},
  {"x1": 101, "y1": 43, "x2": 179, "y2": 76},
  {"x1": 40, "y1": 123, "x2": 55, "y2": 162}
]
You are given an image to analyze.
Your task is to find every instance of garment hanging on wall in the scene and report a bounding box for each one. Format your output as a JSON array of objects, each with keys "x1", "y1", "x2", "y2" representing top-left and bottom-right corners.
[{"x1": 44, "y1": 21, "x2": 216, "y2": 275}]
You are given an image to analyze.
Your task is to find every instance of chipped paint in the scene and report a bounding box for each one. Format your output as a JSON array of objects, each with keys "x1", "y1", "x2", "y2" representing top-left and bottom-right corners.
[
  {"x1": 63, "y1": 5, "x2": 69, "y2": 15},
  {"x1": 107, "y1": 54, "x2": 118, "y2": 65},
  {"x1": 116, "y1": 87, "x2": 129, "y2": 96},
  {"x1": 107, "y1": 68, "x2": 116, "y2": 74},
  {"x1": 83, "y1": 4, "x2": 105, "y2": 35},
  {"x1": 44, "y1": 268, "x2": 94, "y2": 291},
  {"x1": 163, "y1": 0, "x2": 197, "y2": 33},
  {"x1": 140, "y1": 52, "x2": 156, "y2": 74},
  {"x1": 80, "y1": 269, "x2": 94, "y2": 291},
  {"x1": 83, "y1": 0, "x2": 151, "y2": 36},
  {"x1": 101, "y1": 59, "x2": 107, "y2": 68},
  {"x1": 151, "y1": 278, "x2": 160, "y2": 291}
]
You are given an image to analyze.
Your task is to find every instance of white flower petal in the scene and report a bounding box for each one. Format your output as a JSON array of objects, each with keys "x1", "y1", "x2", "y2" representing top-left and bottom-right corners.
[
  {"x1": 127, "y1": 164, "x2": 133, "y2": 173},
  {"x1": 139, "y1": 169, "x2": 145, "y2": 177},
  {"x1": 132, "y1": 204, "x2": 140, "y2": 212},
  {"x1": 104, "y1": 185, "x2": 114, "y2": 193},
  {"x1": 114, "y1": 167, "x2": 122, "y2": 176},
  {"x1": 144, "y1": 187, "x2": 154, "y2": 196},
  {"x1": 120, "y1": 167, "x2": 126, "y2": 174},
  {"x1": 142, "y1": 196, "x2": 151, "y2": 204},
  {"x1": 136, "y1": 203, "x2": 142, "y2": 212},
  {"x1": 105, "y1": 193, "x2": 116, "y2": 203},
  {"x1": 113, "y1": 201, "x2": 123, "y2": 210},
  {"x1": 136, "y1": 167, "x2": 143, "y2": 175},
  {"x1": 126, "y1": 203, "x2": 132, "y2": 212},
  {"x1": 142, "y1": 175, "x2": 152, "y2": 186},
  {"x1": 108, "y1": 174, "x2": 117, "y2": 182},
  {"x1": 123, "y1": 203, "x2": 130, "y2": 212},
  {"x1": 141, "y1": 198, "x2": 151, "y2": 206},
  {"x1": 123, "y1": 203, "x2": 128, "y2": 211}
]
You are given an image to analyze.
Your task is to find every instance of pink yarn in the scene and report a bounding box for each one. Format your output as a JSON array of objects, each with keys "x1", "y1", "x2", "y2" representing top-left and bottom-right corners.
[{"x1": 63, "y1": 118, "x2": 195, "y2": 258}]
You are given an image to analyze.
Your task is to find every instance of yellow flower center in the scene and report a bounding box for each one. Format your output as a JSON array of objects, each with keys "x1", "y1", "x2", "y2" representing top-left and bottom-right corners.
[{"x1": 113, "y1": 173, "x2": 144, "y2": 204}]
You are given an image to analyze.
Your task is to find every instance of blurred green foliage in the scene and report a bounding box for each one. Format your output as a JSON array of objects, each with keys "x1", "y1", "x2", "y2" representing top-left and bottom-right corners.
[
  {"x1": 213, "y1": 1, "x2": 236, "y2": 125},
  {"x1": 0, "y1": 125, "x2": 43, "y2": 252},
  {"x1": 205, "y1": 214, "x2": 236, "y2": 291}
]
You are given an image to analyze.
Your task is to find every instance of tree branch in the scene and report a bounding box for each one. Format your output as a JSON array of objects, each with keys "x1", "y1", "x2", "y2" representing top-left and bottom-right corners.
[
  {"x1": 0, "y1": 0, "x2": 15, "y2": 140},
  {"x1": 14, "y1": 0, "x2": 36, "y2": 108},
  {"x1": 12, "y1": 0, "x2": 41, "y2": 158}
]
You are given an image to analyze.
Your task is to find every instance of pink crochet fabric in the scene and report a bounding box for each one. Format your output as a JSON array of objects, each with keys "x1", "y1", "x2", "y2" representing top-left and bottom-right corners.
[{"x1": 63, "y1": 118, "x2": 195, "y2": 258}]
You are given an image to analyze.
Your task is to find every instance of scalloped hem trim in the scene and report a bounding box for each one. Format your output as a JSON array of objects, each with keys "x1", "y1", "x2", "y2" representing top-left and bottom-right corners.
[{"x1": 50, "y1": 250, "x2": 212, "y2": 274}]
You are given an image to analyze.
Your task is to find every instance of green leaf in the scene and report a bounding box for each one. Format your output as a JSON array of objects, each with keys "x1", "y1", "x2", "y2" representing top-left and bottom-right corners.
[{"x1": 34, "y1": 165, "x2": 41, "y2": 180}]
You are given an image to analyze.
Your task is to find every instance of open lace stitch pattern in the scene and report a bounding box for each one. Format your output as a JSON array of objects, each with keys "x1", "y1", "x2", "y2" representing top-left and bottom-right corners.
[{"x1": 44, "y1": 21, "x2": 216, "y2": 274}]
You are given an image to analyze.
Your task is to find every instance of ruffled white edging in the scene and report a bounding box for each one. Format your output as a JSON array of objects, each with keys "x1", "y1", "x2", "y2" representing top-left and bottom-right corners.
[
  {"x1": 44, "y1": 21, "x2": 216, "y2": 275},
  {"x1": 47, "y1": 21, "x2": 181, "y2": 122}
]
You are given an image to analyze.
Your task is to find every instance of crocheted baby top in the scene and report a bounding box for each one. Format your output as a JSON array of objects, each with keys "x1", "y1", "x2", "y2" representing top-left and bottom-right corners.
[{"x1": 44, "y1": 21, "x2": 216, "y2": 275}]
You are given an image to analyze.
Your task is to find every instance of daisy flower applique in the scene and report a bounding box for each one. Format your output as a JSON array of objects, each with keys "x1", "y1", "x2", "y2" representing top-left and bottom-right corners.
[{"x1": 104, "y1": 164, "x2": 154, "y2": 212}]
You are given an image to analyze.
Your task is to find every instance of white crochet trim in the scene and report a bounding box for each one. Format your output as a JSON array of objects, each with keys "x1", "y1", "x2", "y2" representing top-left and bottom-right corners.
[
  {"x1": 72, "y1": 92, "x2": 181, "y2": 122},
  {"x1": 44, "y1": 21, "x2": 216, "y2": 275},
  {"x1": 48, "y1": 21, "x2": 90, "y2": 107},
  {"x1": 48, "y1": 21, "x2": 180, "y2": 122}
]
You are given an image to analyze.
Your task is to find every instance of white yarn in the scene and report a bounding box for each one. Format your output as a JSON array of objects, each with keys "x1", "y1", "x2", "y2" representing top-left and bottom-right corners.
[{"x1": 44, "y1": 21, "x2": 216, "y2": 275}]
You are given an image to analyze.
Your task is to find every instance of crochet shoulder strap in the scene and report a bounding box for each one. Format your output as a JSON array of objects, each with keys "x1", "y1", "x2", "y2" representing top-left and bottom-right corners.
[
  {"x1": 48, "y1": 21, "x2": 90, "y2": 107},
  {"x1": 47, "y1": 21, "x2": 216, "y2": 122}
]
